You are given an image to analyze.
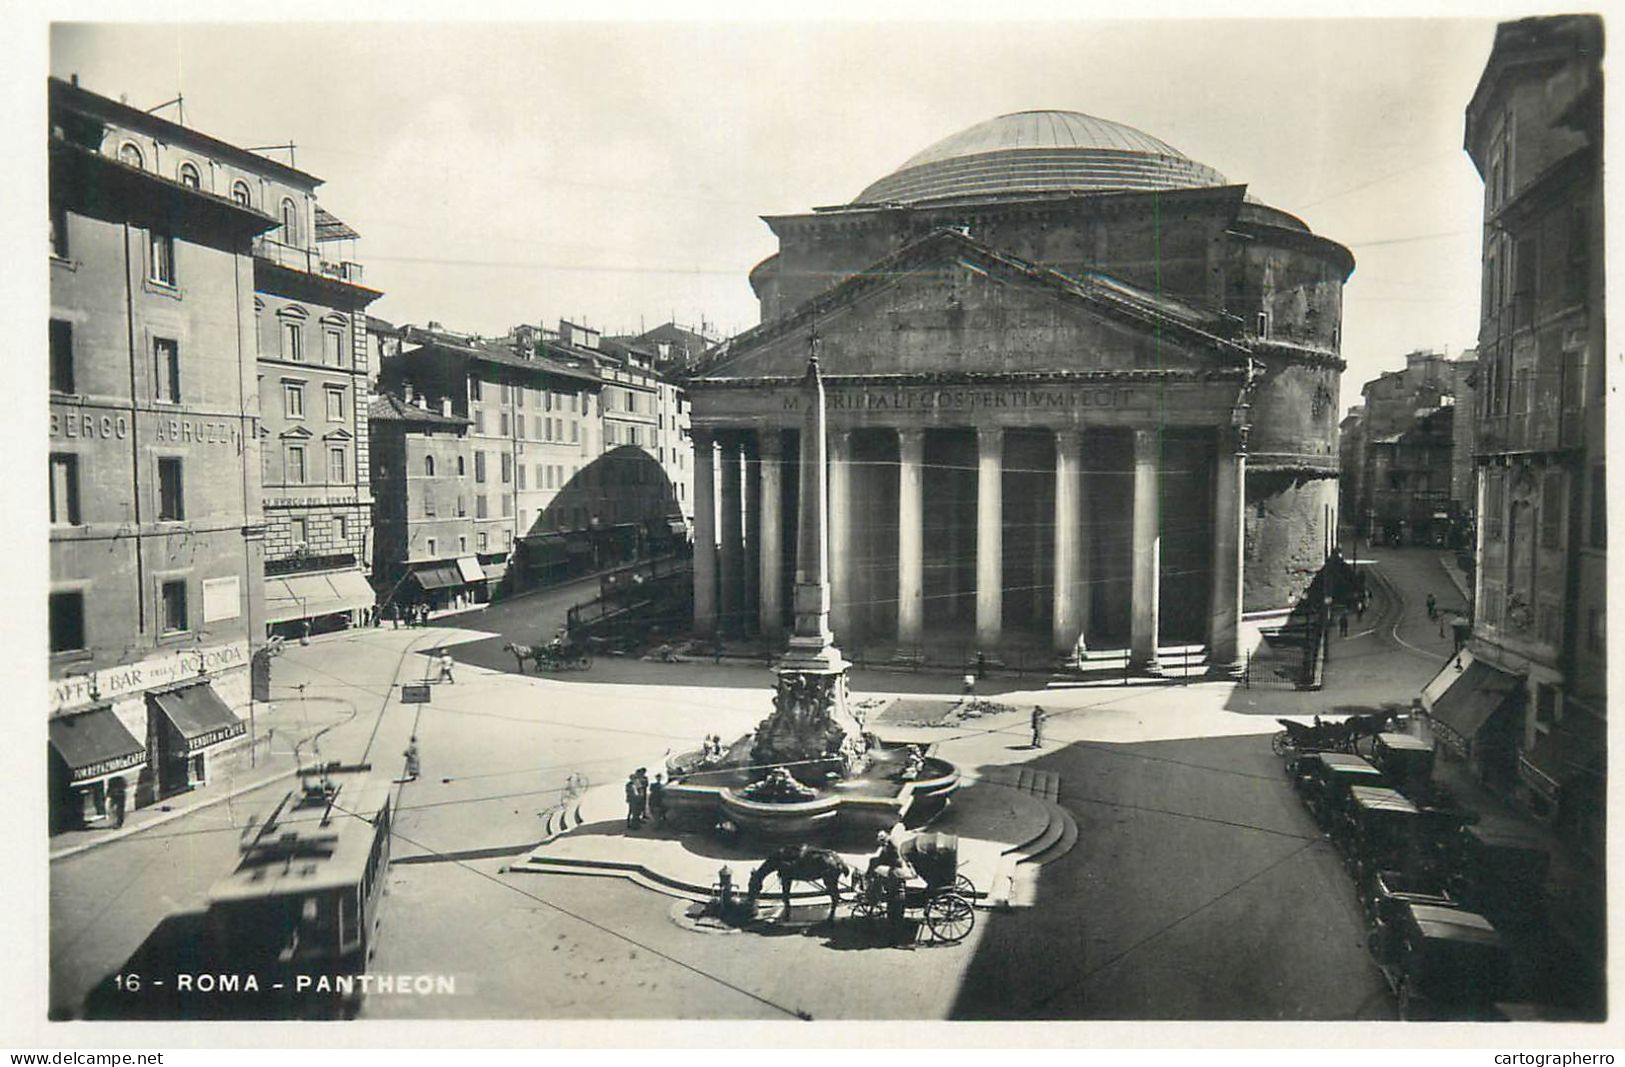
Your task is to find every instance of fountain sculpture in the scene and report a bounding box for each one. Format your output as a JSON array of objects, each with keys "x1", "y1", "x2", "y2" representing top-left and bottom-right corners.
[{"x1": 663, "y1": 344, "x2": 958, "y2": 839}]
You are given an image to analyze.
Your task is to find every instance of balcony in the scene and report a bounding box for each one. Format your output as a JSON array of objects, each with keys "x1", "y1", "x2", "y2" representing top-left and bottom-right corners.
[{"x1": 253, "y1": 236, "x2": 364, "y2": 285}]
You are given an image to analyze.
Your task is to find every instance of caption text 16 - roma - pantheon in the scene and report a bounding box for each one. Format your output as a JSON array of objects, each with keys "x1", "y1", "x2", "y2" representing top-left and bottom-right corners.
[{"x1": 683, "y1": 110, "x2": 1354, "y2": 673}]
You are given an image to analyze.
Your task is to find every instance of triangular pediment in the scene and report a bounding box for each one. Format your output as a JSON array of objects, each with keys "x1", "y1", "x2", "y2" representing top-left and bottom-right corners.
[
  {"x1": 279, "y1": 425, "x2": 313, "y2": 440},
  {"x1": 694, "y1": 229, "x2": 1246, "y2": 383}
]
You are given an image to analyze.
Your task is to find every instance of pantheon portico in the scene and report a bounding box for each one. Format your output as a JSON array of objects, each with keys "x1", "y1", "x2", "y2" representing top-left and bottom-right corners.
[{"x1": 685, "y1": 111, "x2": 1353, "y2": 672}]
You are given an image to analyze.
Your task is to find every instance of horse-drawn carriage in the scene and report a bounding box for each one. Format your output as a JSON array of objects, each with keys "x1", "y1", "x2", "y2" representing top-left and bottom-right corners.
[
  {"x1": 1270, "y1": 707, "x2": 1404, "y2": 758},
  {"x1": 851, "y1": 832, "x2": 977, "y2": 943},
  {"x1": 505, "y1": 634, "x2": 594, "y2": 673},
  {"x1": 744, "y1": 833, "x2": 977, "y2": 944}
]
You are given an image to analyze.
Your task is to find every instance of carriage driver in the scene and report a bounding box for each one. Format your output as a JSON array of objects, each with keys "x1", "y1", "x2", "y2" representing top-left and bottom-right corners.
[{"x1": 866, "y1": 830, "x2": 915, "y2": 928}]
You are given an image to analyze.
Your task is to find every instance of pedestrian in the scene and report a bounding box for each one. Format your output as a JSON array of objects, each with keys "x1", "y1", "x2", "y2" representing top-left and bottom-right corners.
[
  {"x1": 962, "y1": 672, "x2": 976, "y2": 697},
  {"x1": 1031, "y1": 706, "x2": 1047, "y2": 748},
  {"x1": 1356, "y1": 595, "x2": 1366, "y2": 621},
  {"x1": 390, "y1": 605, "x2": 399, "y2": 629},
  {"x1": 975, "y1": 650, "x2": 987, "y2": 681},
  {"x1": 108, "y1": 778, "x2": 127, "y2": 829},
  {"x1": 1338, "y1": 612, "x2": 1349, "y2": 638},
  {"x1": 438, "y1": 648, "x2": 456, "y2": 684},
  {"x1": 1425, "y1": 592, "x2": 1437, "y2": 620},
  {"x1": 648, "y1": 773, "x2": 667, "y2": 827},
  {"x1": 625, "y1": 773, "x2": 642, "y2": 829},
  {"x1": 404, "y1": 736, "x2": 420, "y2": 780}
]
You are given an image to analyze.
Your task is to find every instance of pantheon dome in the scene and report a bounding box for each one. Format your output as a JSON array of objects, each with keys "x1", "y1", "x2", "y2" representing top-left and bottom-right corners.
[{"x1": 854, "y1": 110, "x2": 1230, "y2": 206}]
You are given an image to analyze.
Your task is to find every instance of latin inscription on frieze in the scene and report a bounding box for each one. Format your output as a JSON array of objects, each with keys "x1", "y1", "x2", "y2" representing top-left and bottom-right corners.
[{"x1": 781, "y1": 387, "x2": 1139, "y2": 413}]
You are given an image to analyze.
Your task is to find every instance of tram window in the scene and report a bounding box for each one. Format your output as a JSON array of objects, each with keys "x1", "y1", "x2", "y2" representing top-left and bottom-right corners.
[{"x1": 341, "y1": 888, "x2": 359, "y2": 949}]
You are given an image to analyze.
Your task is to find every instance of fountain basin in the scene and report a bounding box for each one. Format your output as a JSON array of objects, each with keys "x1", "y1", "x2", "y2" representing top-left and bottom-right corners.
[{"x1": 662, "y1": 744, "x2": 959, "y2": 841}]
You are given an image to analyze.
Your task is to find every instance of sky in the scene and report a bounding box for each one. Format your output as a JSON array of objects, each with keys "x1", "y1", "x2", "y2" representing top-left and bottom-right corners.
[{"x1": 46, "y1": 16, "x2": 1501, "y2": 401}]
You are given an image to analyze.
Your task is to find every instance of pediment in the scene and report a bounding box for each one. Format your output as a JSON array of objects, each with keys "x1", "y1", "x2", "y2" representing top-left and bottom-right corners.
[
  {"x1": 279, "y1": 425, "x2": 313, "y2": 440},
  {"x1": 695, "y1": 230, "x2": 1245, "y2": 383}
]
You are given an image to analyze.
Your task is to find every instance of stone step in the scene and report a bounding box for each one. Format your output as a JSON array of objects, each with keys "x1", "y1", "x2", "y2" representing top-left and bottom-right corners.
[{"x1": 1023, "y1": 802, "x2": 1079, "y2": 867}]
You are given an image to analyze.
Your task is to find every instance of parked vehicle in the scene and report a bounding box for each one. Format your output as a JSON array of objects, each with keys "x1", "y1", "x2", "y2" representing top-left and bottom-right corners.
[
  {"x1": 1363, "y1": 867, "x2": 1456, "y2": 930},
  {"x1": 1370, "y1": 732, "x2": 1435, "y2": 796},
  {"x1": 1448, "y1": 822, "x2": 1551, "y2": 928},
  {"x1": 1371, "y1": 901, "x2": 1511, "y2": 1020},
  {"x1": 1341, "y1": 785, "x2": 1421, "y2": 882},
  {"x1": 1292, "y1": 751, "x2": 1387, "y2": 829}
]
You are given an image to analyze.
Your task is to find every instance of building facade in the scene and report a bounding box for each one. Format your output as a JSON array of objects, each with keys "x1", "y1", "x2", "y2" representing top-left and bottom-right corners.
[
  {"x1": 366, "y1": 393, "x2": 486, "y2": 614},
  {"x1": 1344, "y1": 349, "x2": 1475, "y2": 548},
  {"x1": 378, "y1": 324, "x2": 606, "y2": 592},
  {"x1": 250, "y1": 174, "x2": 382, "y2": 637},
  {"x1": 47, "y1": 77, "x2": 274, "y2": 829},
  {"x1": 685, "y1": 110, "x2": 1353, "y2": 670},
  {"x1": 1430, "y1": 16, "x2": 1605, "y2": 861}
]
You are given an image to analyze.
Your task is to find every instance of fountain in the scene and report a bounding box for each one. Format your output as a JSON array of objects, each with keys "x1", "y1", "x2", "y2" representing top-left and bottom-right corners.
[{"x1": 663, "y1": 346, "x2": 959, "y2": 840}]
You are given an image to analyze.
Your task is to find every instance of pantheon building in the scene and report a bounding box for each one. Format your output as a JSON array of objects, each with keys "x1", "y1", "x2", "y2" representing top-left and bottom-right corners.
[{"x1": 685, "y1": 111, "x2": 1353, "y2": 673}]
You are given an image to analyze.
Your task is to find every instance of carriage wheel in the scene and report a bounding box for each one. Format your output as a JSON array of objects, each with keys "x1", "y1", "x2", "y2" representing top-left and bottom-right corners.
[
  {"x1": 575, "y1": 652, "x2": 594, "y2": 671},
  {"x1": 849, "y1": 881, "x2": 884, "y2": 925},
  {"x1": 1271, "y1": 730, "x2": 1289, "y2": 756},
  {"x1": 924, "y1": 892, "x2": 975, "y2": 943},
  {"x1": 953, "y1": 874, "x2": 978, "y2": 900}
]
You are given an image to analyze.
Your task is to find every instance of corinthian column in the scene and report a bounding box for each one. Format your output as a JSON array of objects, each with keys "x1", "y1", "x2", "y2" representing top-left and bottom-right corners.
[
  {"x1": 1208, "y1": 429, "x2": 1245, "y2": 675},
  {"x1": 1052, "y1": 429, "x2": 1082, "y2": 654},
  {"x1": 692, "y1": 428, "x2": 717, "y2": 635},
  {"x1": 1130, "y1": 428, "x2": 1162, "y2": 674},
  {"x1": 757, "y1": 431, "x2": 784, "y2": 640},
  {"x1": 975, "y1": 426, "x2": 1004, "y2": 649},
  {"x1": 897, "y1": 428, "x2": 925, "y2": 645}
]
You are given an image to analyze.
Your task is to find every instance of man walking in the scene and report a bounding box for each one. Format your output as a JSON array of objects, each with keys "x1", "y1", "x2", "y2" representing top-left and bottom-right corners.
[
  {"x1": 1339, "y1": 611, "x2": 1350, "y2": 638},
  {"x1": 1031, "y1": 706, "x2": 1047, "y2": 749},
  {"x1": 437, "y1": 648, "x2": 456, "y2": 684}
]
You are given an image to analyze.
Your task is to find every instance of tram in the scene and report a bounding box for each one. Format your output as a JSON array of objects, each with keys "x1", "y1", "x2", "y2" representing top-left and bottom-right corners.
[{"x1": 205, "y1": 769, "x2": 394, "y2": 1015}]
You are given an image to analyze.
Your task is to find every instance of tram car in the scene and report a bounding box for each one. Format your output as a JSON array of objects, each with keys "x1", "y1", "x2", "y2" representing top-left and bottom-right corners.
[{"x1": 205, "y1": 772, "x2": 394, "y2": 1016}]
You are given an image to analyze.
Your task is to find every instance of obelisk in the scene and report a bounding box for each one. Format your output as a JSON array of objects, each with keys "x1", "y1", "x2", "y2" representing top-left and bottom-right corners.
[{"x1": 750, "y1": 346, "x2": 865, "y2": 771}]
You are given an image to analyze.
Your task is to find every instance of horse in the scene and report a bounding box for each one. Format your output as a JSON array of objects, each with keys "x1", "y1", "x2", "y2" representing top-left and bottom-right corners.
[
  {"x1": 504, "y1": 643, "x2": 545, "y2": 674},
  {"x1": 746, "y1": 845, "x2": 858, "y2": 923},
  {"x1": 1343, "y1": 707, "x2": 1401, "y2": 754}
]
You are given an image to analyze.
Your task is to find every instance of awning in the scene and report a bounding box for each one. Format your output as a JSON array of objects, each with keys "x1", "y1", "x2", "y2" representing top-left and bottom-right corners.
[
  {"x1": 666, "y1": 519, "x2": 688, "y2": 537},
  {"x1": 1425, "y1": 655, "x2": 1522, "y2": 757},
  {"x1": 264, "y1": 571, "x2": 376, "y2": 623},
  {"x1": 411, "y1": 563, "x2": 464, "y2": 591},
  {"x1": 49, "y1": 708, "x2": 146, "y2": 783},
  {"x1": 482, "y1": 560, "x2": 509, "y2": 582},
  {"x1": 149, "y1": 683, "x2": 246, "y2": 752},
  {"x1": 455, "y1": 556, "x2": 485, "y2": 584},
  {"x1": 1518, "y1": 716, "x2": 1604, "y2": 803}
]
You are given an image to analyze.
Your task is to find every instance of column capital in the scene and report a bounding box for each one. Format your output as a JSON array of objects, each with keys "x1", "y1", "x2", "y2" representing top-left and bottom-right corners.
[
  {"x1": 1133, "y1": 426, "x2": 1160, "y2": 463},
  {"x1": 1054, "y1": 428, "x2": 1082, "y2": 452},
  {"x1": 978, "y1": 425, "x2": 1005, "y2": 452},
  {"x1": 692, "y1": 427, "x2": 716, "y2": 449},
  {"x1": 828, "y1": 428, "x2": 852, "y2": 456},
  {"x1": 757, "y1": 429, "x2": 783, "y2": 459}
]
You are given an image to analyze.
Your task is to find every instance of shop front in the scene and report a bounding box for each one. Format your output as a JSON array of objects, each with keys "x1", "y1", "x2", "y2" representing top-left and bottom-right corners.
[
  {"x1": 264, "y1": 569, "x2": 377, "y2": 637},
  {"x1": 521, "y1": 533, "x2": 570, "y2": 587},
  {"x1": 1422, "y1": 650, "x2": 1524, "y2": 787},
  {"x1": 408, "y1": 561, "x2": 465, "y2": 611},
  {"x1": 146, "y1": 681, "x2": 247, "y2": 798},
  {"x1": 47, "y1": 707, "x2": 147, "y2": 832}
]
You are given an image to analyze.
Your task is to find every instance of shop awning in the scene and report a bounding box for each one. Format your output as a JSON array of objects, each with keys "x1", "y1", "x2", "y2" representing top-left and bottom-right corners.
[
  {"x1": 411, "y1": 563, "x2": 464, "y2": 590},
  {"x1": 482, "y1": 560, "x2": 509, "y2": 582},
  {"x1": 455, "y1": 556, "x2": 485, "y2": 584},
  {"x1": 1426, "y1": 655, "x2": 1522, "y2": 757},
  {"x1": 149, "y1": 683, "x2": 246, "y2": 752},
  {"x1": 49, "y1": 708, "x2": 146, "y2": 783},
  {"x1": 524, "y1": 533, "x2": 569, "y2": 564},
  {"x1": 666, "y1": 519, "x2": 688, "y2": 537},
  {"x1": 264, "y1": 571, "x2": 376, "y2": 623}
]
